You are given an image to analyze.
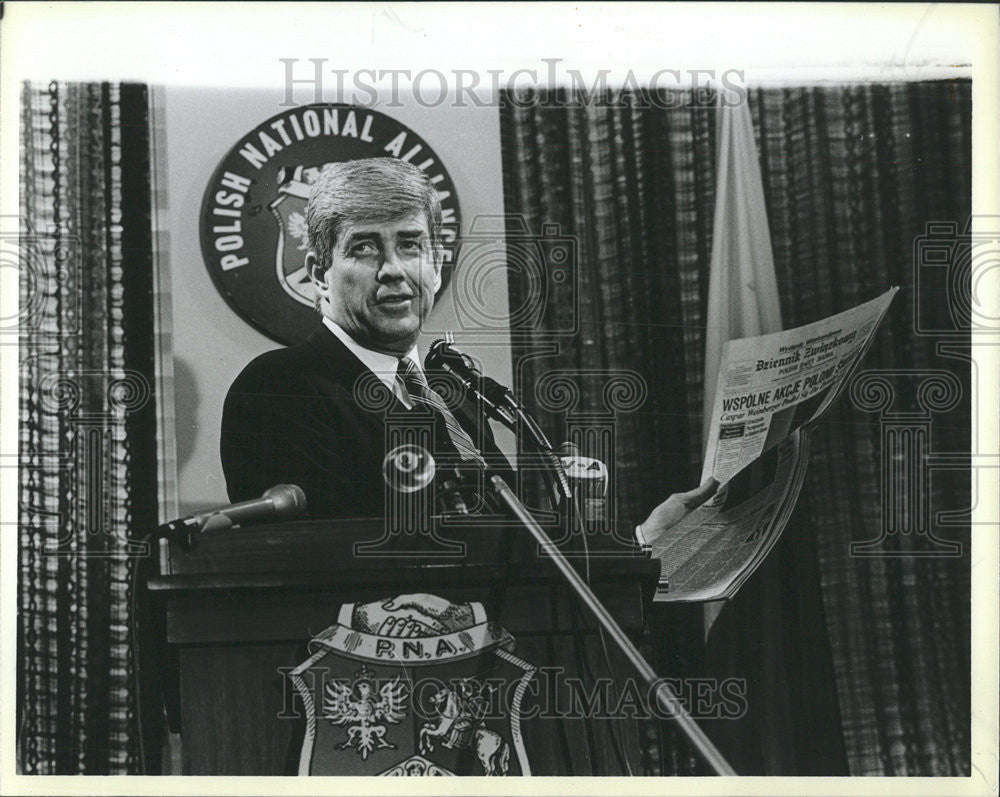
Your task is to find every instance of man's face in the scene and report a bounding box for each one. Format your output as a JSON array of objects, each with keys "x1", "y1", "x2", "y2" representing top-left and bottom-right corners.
[{"x1": 307, "y1": 211, "x2": 442, "y2": 353}]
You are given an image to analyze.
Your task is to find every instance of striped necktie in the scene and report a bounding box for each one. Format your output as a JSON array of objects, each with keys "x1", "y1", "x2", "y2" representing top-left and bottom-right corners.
[{"x1": 396, "y1": 358, "x2": 487, "y2": 467}]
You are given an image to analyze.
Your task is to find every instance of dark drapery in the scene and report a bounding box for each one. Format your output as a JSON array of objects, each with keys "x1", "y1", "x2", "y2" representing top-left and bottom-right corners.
[
  {"x1": 499, "y1": 81, "x2": 970, "y2": 775},
  {"x1": 18, "y1": 81, "x2": 159, "y2": 774}
]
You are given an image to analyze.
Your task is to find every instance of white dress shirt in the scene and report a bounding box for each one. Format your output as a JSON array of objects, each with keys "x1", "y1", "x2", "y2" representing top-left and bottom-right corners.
[{"x1": 321, "y1": 317, "x2": 421, "y2": 409}]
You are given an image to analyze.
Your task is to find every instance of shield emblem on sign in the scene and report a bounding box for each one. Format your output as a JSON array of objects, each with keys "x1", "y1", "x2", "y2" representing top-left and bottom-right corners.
[
  {"x1": 269, "y1": 164, "x2": 328, "y2": 308},
  {"x1": 290, "y1": 593, "x2": 536, "y2": 776}
]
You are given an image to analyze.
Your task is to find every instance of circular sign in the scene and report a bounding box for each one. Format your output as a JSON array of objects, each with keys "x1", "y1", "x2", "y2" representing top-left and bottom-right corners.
[{"x1": 200, "y1": 104, "x2": 461, "y2": 345}]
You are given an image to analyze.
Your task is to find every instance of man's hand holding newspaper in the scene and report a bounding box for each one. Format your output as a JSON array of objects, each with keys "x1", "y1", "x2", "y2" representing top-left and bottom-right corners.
[
  {"x1": 637, "y1": 478, "x2": 719, "y2": 548},
  {"x1": 648, "y1": 288, "x2": 898, "y2": 602}
]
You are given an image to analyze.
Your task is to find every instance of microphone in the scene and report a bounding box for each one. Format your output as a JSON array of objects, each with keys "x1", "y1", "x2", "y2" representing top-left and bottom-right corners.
[
  {"x1": 381, "y1": 445, "x2": 474, "y2": 514},
  {"x1": 558, "y1": 443, "x2": 609, "y2": 527},
  {"x1": 382, "y1": 444, "x2": 436, "y2": 494},
  {"x1": 425, "y1": 338, "x2": 517, "y2": 426},
  {"x1": 159, "y1": 484, "x2": 307, "y2": 544},
  {"x1": 427, "y1": 336, "x2": 571, "y2": 502}
]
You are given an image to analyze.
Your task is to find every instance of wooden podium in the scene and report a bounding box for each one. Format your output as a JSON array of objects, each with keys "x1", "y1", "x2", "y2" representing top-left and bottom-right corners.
[{"x1": 148, "y1": 517, "x2": 660, "y2": 775}]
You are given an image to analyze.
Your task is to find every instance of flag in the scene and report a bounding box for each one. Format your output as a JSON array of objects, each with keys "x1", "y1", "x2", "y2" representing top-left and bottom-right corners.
[
  {"x1": 701, "y1": 95, "x2": 783, "y2": 458},
  {"x1": 702, "y1": 92, "x2": 783, "y2": 633}
]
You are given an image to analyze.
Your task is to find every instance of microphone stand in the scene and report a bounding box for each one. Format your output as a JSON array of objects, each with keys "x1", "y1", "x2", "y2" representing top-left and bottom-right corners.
[
  {"x1": 489, "y1": 473, "x2": 737, "y2": 777},
  {"x1": 427, "y1": 340, "x2": 735, "y2": 773}
]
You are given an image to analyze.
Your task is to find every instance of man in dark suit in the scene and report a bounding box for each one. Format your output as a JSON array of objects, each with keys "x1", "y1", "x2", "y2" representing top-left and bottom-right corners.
[
  {"x1": 221, "y1": 156, "x2": 713, "y2": 532},
  {"x1": 221, "y1": 157, "x2": 512, "y2": 518}
]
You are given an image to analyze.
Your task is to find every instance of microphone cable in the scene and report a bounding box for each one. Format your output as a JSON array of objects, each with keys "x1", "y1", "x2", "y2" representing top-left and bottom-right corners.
[
  {"x1": 569, "y1": 495, "x2": 635, "y2": 776},
  {"x1": 128, "y1": 529, "x2": 158, "y2": 774}
]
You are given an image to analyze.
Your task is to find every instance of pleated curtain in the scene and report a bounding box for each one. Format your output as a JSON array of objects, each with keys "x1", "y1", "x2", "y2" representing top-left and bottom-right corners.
[
  {"x1": 499, "y1": 81, "x2": 971, "y2": 775},
  {"x1": 18, "y1": 81, "x2": 160, "y2": 774}
]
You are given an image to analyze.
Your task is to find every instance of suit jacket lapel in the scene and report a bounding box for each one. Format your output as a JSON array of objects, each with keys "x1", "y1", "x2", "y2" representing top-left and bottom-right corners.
[
  {"x1": 302, "y1": 325, "x2": 497, "y2": 457},
  {"x1": 303, "y1": 325, "x2": 409, "y2": 416}
]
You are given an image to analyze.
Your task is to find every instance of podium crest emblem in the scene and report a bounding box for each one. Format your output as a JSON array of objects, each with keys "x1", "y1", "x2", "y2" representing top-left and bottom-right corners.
[{"x1": 290, "y1": 593, "x2": 536, "y2": 776}]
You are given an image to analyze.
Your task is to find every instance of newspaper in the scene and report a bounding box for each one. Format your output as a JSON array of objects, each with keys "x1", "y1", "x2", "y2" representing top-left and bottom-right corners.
[
  {"x1": 652, "y1": 288, "x2": 897, "y2": 602},
  {"x1": 702, "y1": 288, "x2": 897, "y2": 486},
  {"x1": 653, "y1": 430, "x2": 810, "y2": 602}
]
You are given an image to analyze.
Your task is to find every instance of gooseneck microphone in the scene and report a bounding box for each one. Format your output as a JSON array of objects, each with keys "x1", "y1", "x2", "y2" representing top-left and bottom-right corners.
[
  {"x1": 425, "y1": 338, "x2": 517, "y2": 426},
  {"x1": 425, "y1": 337, "x2": 571, "y2": 502},
  {"x1": 158, "y1": 484, "x2": 307, "y2": 545}
]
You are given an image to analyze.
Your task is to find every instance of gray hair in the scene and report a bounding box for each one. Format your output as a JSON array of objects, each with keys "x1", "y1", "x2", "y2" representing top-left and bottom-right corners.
[{"x1": 305, "y1": 157, "x2": 443, "y2": 271}]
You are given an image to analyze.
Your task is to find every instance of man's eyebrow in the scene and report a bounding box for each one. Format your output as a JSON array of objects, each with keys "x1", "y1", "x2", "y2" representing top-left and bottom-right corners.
[
  {"x1": 395, "y1": 229, "x2": 427, "y2": 239},
  {"x1": 341, "y1": 230, "x2": 382, "y2": 248}
]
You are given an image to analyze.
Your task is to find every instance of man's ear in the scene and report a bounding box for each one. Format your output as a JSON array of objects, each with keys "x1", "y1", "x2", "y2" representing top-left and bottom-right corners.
[
  {"x1": 432, "y1": 244, "x2": 443, "y2": 294},
  {"x1": 306, "y1": 251, "x2": 327, "y2": 295}
]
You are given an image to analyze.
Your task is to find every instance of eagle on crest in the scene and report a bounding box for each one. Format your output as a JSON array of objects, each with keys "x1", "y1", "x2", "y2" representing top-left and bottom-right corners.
[{"x1": 322, "y1": 666, "x2": 409, "y2": 759}]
